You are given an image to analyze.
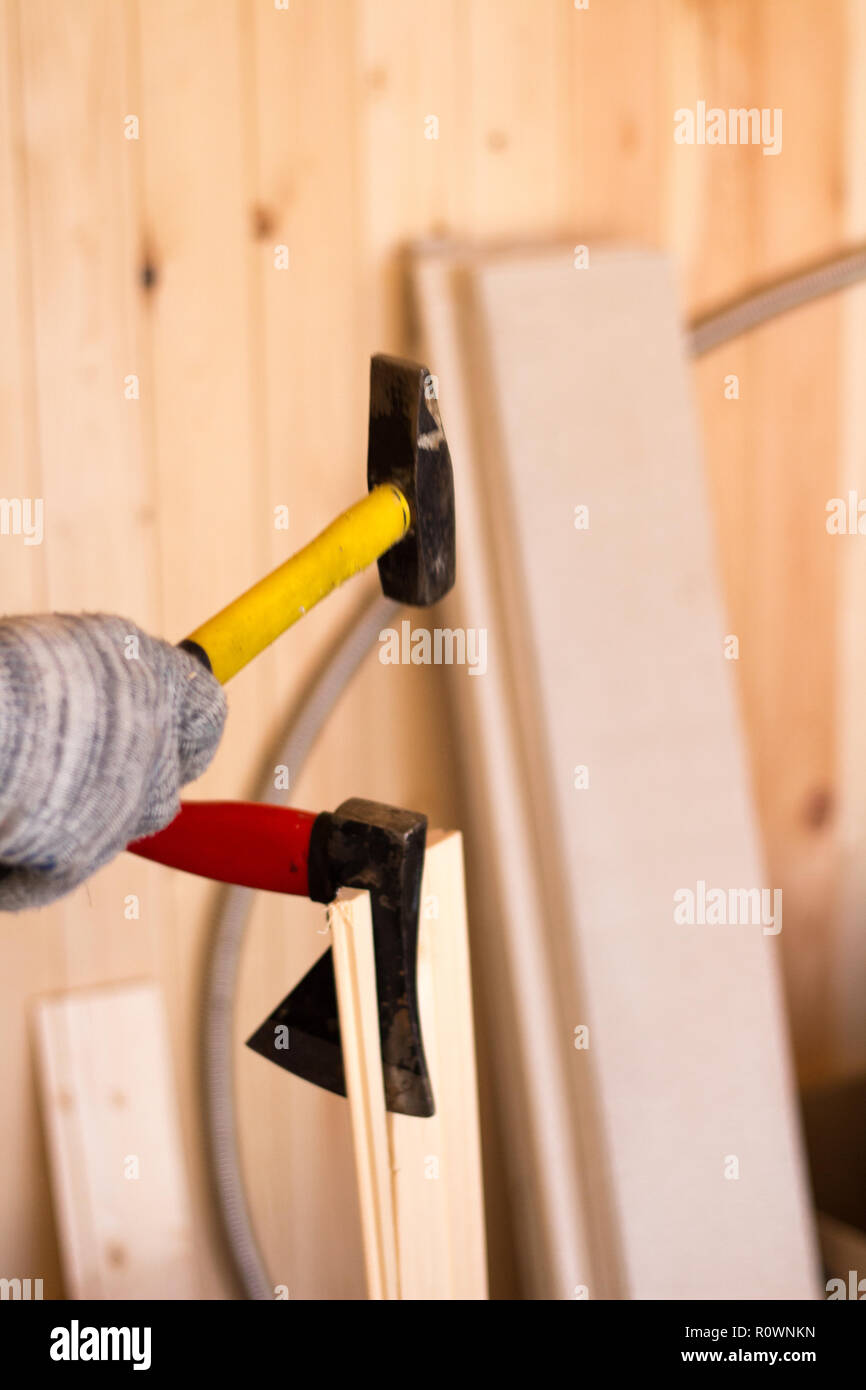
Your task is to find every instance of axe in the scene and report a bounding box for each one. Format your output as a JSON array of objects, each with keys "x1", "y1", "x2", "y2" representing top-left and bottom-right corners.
[
  {"x1": 129, "y1": 798, "x2": 434, "y2": 1117},
  {"x1": 179, "y1": 355, "x2": 455, "y2": 682}
]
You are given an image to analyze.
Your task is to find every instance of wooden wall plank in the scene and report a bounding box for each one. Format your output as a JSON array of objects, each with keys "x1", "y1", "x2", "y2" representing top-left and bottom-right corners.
[
  {"x1": 133, "y1": 0, "x2": 266, "y2": 1298},
  {"x1": 0, "y1": 0, "x2": 44, "y2": 615},
  {"x1": 459, "y1": 0, "x2": 565, "y2": 241},
  {"x1": 0, "y1": 0, "x2": 172, "y2": 1297},
  {"x1": 356, "y1": 0, "x2": 463, "y2": 325},
  {"x1": 566, "y1": 0, "x2": 665, "y2": 244},
  {"x1": 17, "y1": 0, "x2": 155, "y2": 618},
  {"x1": 666, "y1": 0, "x2": 847, "y2": 1083},
  {"x1": 0, "y1": 0, "x2": 52, "y2": 1291},
  {"x1": 834, "y1": 0, "x2": 866, "y2": 1076}
]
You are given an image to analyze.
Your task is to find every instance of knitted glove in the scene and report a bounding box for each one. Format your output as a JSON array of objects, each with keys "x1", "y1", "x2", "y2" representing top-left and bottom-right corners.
[{"x1": 0, "y1": 613, "x2": 227, "y2": 910}]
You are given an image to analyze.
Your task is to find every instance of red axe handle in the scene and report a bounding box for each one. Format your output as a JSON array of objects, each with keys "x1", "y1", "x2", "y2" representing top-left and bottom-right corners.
[{"x1": 128, "y1": 801, "x2": 319, "y2": 897}]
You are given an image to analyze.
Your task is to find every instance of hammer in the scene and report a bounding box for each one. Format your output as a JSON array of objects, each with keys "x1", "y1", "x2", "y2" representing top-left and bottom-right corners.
[
  {"x1": 179, "y1": 355, "x2": 455, "y2": 682},
  {"x1": 129, "y1": 797, "x2": 434, "y2": 1116}
]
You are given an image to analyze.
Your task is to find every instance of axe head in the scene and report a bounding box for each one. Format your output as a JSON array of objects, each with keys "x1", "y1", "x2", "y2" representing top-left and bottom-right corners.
[
  {"x1": 246, "y1": 798, "x2": 434, "y2": 1118},
  {"x1": 367, "y1": 354, "x2": 456, "y2": 607}
]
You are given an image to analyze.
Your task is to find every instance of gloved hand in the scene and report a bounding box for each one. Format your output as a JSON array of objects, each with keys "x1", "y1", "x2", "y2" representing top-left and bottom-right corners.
[{"x1": 0, "y1": 613, "x2": 227, "y2": 910}]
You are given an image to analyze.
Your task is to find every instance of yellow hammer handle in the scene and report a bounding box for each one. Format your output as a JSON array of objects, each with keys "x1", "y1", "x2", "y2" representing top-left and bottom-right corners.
[{"x1": 184, "y1": 483, "x2": 411, "y2": 683}]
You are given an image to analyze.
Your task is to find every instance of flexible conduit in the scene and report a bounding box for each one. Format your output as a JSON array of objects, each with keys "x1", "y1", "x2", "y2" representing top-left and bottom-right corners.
[
  {"x1": 206, "y1": 243, "x2": 866, "y2": 1300},
  {"x1": 688, "y1": 243, "x2": 866, "y2": 356}
]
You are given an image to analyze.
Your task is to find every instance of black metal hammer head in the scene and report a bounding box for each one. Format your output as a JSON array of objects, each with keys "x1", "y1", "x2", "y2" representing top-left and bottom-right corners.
[
  {"x1": 246, "y1": 798, "x2": 434, "y2": 1118},
  {"x1": 368, "y1": 354, "x2": 455, "y2": 607}
]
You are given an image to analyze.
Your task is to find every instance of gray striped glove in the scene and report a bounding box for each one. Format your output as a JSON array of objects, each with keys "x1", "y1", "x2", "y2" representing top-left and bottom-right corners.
[{"x1": 0, "y1": 613, "x2": 227, "y2": 910}]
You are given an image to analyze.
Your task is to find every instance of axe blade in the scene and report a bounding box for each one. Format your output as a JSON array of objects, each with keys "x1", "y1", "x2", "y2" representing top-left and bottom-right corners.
[
  {"x1": 245, "y1": 949, "x2": 346, "y2": 1100},
  {"x1": 245, "y1": 941, "x2": 435, "y2": 1117}
]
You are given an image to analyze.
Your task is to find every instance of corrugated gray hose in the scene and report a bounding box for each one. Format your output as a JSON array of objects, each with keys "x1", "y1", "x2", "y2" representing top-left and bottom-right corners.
[{"x1": 206, "y1": 242, "x2": 866, "y2": 1300}]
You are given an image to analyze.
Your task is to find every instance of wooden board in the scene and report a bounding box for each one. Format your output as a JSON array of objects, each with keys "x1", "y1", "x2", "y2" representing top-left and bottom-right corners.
[
  {"x1": 413, "y1": 242, "x2": 820, "y2": 1299},
  {"x1": 330, "y1": 831, "x2": 487, "y2": 1299},
  {"x1": 329, "y1": 886, "x2": 399, "y2": 1300},
  {"x1": 34, "y1": 981, "x2": 197, "y2": 1300}
]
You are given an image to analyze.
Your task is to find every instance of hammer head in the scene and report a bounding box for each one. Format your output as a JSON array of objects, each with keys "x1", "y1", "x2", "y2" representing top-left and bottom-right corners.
[
  {"x1": 368, "y1": 354, "x2": 456, "y2": 607},
  {"x1": 246, "y1": 798, "x2": 434, "y2": 1118}
]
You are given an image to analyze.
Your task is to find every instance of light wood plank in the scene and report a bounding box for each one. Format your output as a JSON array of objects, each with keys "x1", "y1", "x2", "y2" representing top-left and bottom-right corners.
[
  {"x1": 331, "y1": 831, "x2": 487, "y2": 1299},
  {"x1": 35, "y1": 981, "x2": 197, "y2": 1299},
  {"x1": 392, "y1": 831, "x2": 487, "y2": 1299},
  {"x1": 330, "y1": 892, "x2": 399, "y2": 1300}
]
